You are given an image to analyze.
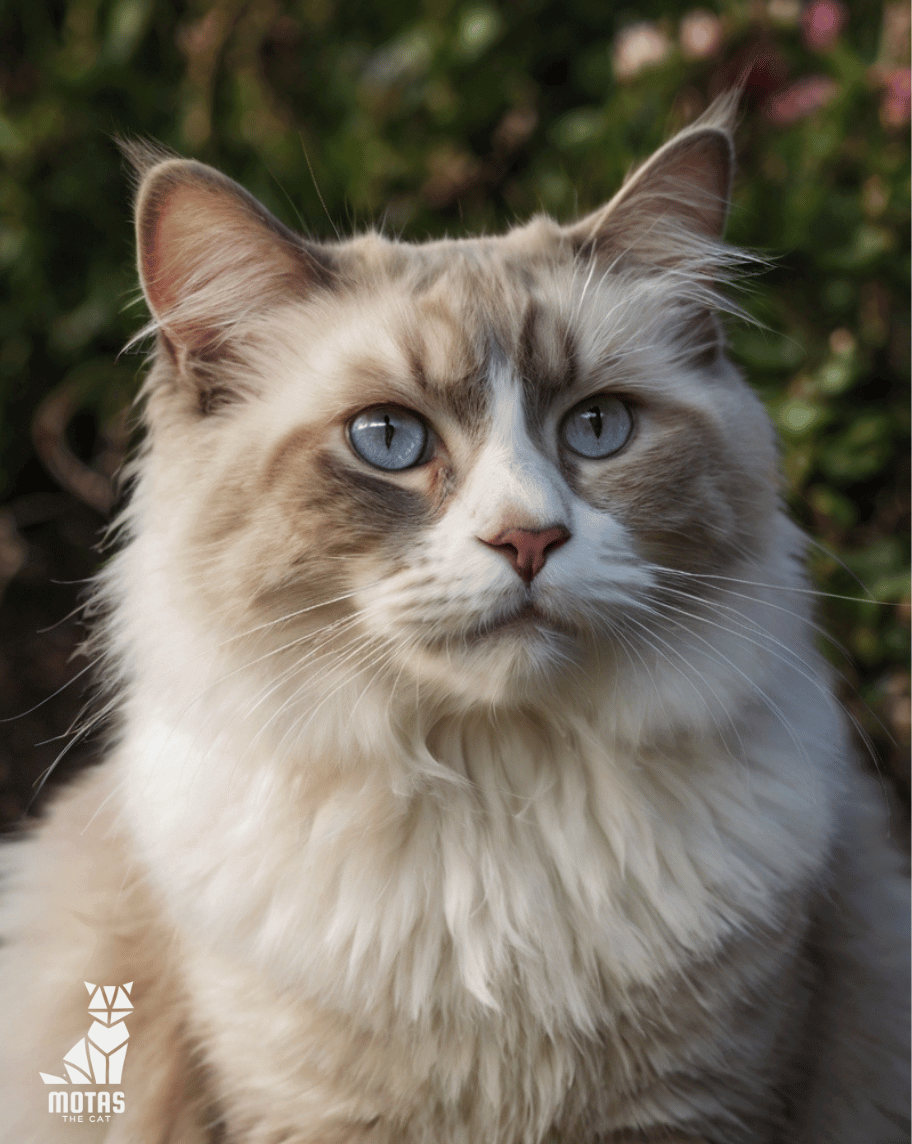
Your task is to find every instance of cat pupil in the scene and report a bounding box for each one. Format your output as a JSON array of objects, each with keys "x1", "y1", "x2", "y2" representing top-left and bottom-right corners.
[
  {"x1": 384, "y1": 415, "x2": 395, "y2": 450},
  {"x1": 586, "y1": 406, "x2": 603, "y2": 439}
]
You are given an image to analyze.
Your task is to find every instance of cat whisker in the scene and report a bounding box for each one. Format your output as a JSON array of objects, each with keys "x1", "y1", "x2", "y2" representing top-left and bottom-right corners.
[
  {"x1": 630, "y1": 598, "x2": 811, "y2": 768},
  {"x1": 607, "y1": 619, "x2": 679, "y2": 736},
  {"x1": 648, "y1": 580, "x2": 853, "y2": 664},
  {"x1": 251, "y1": 629, "x2": 392, "y2": 754},
  {"x1": 646, "y1": 594, "x2": 827, "y2": 700},
  {"x1": 130, "y1": 611, "x2": 384, "y2": 786},
  {"x1": 274, "y1": 636, "x2": 398, "y2": 757},
  {"x1": 0, "y1": 656, "x2": 100, "y2": 724},
  {"x1": 643, "y1": 589, "x2": 885, "y2": 772},
  {"x1": 237, "y1": 613, "x2": 370, "y2": 719},
  {"x1": 342, "y1": 637, "x2": 417, "y2": 742},
  {"x1": 647, "y1": 563, "x2": 883, "y2": 605},
  {"x1": 26, "y1": 690, "x2": 117, "y2": 813},
  {"x1": 608, "y1": 610, "x2": 748, "y2": 758}
]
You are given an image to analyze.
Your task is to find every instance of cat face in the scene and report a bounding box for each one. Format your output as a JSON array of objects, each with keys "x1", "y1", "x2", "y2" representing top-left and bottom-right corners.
[{"x1": 126, "y1": 96, "x2": 780, "y2": 710}]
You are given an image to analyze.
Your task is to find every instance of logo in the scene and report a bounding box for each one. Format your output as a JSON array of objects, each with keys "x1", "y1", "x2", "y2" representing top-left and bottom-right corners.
[{"x1": 40, "y1": 981, "x2": 131, "y2": 1122}]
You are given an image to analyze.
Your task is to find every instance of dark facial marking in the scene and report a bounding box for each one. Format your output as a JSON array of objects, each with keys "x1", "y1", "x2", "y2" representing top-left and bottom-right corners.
[
  {"x1": 575, "y1": 407, "x2": 761, "y2": 575},
  {"x1": 314, "y1": 452, "x2": 432, "y2": 540},
  {"x1": 448, "y1": 359, "x2": 490, "y2": 434},
  {"x1": 402, "y1": 324, "x2": 490, "y2": 435},
  {"x1": 261, "y1": 424, "x2": 323, "y2": 491},
  {"x1": 404, "y1": 337, "x2": 429, "y2": 392},
  {"x1": 516, "y1": 301, "x2": 579, "y2": 442}
]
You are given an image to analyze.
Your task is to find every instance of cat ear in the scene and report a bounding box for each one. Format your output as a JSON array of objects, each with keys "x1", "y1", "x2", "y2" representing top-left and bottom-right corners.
[
  {"x1": 567, "y1": 91, "x2": 738, "y2": 265},
  {"x1": 123, "y1": 142, "x2": 335, "y2": 406}
]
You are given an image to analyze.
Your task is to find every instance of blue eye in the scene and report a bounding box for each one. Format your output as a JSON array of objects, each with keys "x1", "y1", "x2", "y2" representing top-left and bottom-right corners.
[
  {"x1": 348, "y1": 406, "x2": 430, "y2": 471},
  {"x1": 561, "y1": 394, "x2": 632, "y2": 459}
]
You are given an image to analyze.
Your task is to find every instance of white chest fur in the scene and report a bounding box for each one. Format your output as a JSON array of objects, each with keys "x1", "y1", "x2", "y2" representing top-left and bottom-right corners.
[{"x1": 116, "y1": 653, "x2": 839, "y2": 1138}]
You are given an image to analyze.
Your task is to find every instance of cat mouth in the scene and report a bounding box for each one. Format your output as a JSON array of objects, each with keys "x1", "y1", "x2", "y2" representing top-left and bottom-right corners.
[{"x1": 466, "y1": 601, "x2": 573, "y2": 642}]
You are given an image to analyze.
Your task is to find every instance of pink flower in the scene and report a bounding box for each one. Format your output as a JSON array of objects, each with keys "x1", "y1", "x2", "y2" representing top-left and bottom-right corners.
[
  {"x1": 802, "y1": 0, "x2": 848, "y2": 52},
  {"x1": 680, "y1": 10, "x2": 724, "y2": 60},
  {"x1": 766, "y1": 76, "x2": 839, "y2": 123},
  {"x1": 613, "y1": 22, "x2": 672, "y2": 81},
  {"x1": 880, "y1": 67, "x2": 911, "y2": 126}
]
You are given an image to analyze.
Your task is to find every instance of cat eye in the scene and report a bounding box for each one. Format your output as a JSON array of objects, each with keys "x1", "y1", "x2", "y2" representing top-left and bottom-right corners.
[
  {"x1": 348, "y1": 406, "x2": 431, "y2": 471},
  {"x1": 560, "y1": 394, "x2": 632, "y2": 459}
]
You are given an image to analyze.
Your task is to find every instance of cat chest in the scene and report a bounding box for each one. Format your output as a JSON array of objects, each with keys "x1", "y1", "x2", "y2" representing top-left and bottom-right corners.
[
  {"x1": 127, "y1": 715, "x2": 814, "y2": 1021},
  {"x1": 184, "y1": 907, "x2": 801, "y2": 1144},
  {"x1": 125, "y1": 722, "x2": 818, "y2": 1140}
]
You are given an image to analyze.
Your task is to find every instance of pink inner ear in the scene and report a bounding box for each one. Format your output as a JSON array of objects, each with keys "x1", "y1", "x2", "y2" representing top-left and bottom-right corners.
[
  {"x1": 140, "y1": 181, "x2": 201, "y2": 319},
  {"x1": 135, "y1": 162, "x2": 312, "y2": 361},
  {"x1": 570, "y1": 125, "x2": 734, "y2": 257},
  {"x1": 662, "y1": 132, "x2": 733, "y2": 238},
  {"x1": 610, "y1": 128, "x2": 734, "y2": 241},
  {"x1": 140, "y1": 180, "x2": 245, "y2": 339}
]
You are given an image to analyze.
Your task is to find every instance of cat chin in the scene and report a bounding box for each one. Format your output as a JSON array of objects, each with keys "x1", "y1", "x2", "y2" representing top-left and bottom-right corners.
[{"x1": 400, "y1": 624, "x2": 581, "y2": 707}]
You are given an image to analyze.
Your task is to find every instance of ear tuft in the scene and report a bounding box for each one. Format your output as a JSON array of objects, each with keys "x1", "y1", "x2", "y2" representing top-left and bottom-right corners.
[{"x1": 117, "y1": 135, "x2": 177, "y2": 186}]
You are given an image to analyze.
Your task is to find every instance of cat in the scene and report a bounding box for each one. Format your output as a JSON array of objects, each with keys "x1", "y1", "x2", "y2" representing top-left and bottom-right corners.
[
  {"x1": 0, "y1": 92, "x2": 908, "y2": 1143},
  {"x1": 39, "y1": 982, "x2": 133, "y2": 1086}
]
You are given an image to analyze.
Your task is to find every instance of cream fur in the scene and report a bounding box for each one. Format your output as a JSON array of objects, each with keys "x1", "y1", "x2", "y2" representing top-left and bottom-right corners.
[{"x1": 0, "y1": 97, "x2": 907, "y2": 1143}]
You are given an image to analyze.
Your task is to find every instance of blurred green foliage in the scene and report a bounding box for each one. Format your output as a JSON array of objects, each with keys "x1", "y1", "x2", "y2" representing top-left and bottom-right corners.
[{"x1": 1, "y1": 0, "x2": 908, "y2": 751}]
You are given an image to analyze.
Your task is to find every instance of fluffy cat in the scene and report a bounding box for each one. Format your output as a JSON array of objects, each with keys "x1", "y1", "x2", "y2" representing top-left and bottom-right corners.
[{"x1": 0, "y1": 94, "x2": 907, "y2": 1144}]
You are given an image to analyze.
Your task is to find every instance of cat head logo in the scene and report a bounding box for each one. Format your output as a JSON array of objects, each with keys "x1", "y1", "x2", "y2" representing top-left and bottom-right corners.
[
  {"x1": 85, "y1": 982, "x2": 133, "y2": 1027},
  {"x1": 40, "y1": 982, "x2": 133, "y2": 1086}
]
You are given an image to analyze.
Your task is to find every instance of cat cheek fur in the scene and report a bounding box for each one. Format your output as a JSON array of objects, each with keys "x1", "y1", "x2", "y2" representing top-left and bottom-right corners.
[{"x1": 0, "y1": 93, "x2": 907, "y2": 1144}]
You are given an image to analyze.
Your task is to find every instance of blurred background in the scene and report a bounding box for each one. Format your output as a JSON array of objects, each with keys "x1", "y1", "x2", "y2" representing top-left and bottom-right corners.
[{"x1": 0, "y1": 0, "x2": 908, "y2": 828}]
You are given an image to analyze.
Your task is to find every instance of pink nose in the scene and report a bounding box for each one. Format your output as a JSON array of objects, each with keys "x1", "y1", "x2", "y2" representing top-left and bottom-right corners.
[{"x1": 479, "y1": 526, "x2": 571, "y2": 584}]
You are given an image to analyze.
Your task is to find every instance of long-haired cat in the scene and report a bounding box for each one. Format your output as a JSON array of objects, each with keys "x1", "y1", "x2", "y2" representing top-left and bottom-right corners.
[{"x1": 0, "y1": 94, "x2": 907, "y2": 1144}]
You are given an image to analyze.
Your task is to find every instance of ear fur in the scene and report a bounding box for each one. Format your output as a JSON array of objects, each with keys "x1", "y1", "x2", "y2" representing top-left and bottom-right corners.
[
  {"x1": 568, "y1": 90, "x2": 739, "y2": 266},
  {"x1": 121, "y1": 140, "x2": 336, "y2": 410}
]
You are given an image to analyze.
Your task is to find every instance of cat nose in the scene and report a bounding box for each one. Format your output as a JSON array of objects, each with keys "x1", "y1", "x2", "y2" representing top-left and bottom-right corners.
[{"x1": 479, "y1": 525, "x2": 571, "y2": 584}]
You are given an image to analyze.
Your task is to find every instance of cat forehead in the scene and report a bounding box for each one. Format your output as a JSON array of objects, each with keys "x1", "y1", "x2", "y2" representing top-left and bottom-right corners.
[
  {"x1": 307, "y1": 224, "x2": 585, "y2": 430},
  {"x1": 342, "y1": 214, "x2": 564, "y2": 278},
  {"x1": 317, "y1": 292, "x2": 577, "y2": 439},
  {"x1": 260, "y1": 217, "x2": 713, "y2": 447}
]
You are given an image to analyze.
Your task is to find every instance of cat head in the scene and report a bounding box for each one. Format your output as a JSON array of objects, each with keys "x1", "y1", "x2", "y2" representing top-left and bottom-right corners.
[
  {"x1": 123, "y1": 93, "x2": 781, "y2": 715},
  {"x1": 84, "y1": 982, "x2": 133, "y2": 1026}
]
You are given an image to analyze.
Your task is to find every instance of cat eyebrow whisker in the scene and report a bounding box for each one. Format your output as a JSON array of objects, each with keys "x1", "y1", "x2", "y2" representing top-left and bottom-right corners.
[{"x1": 570, "y1": 251, "x2": 604, "y2": 326}]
